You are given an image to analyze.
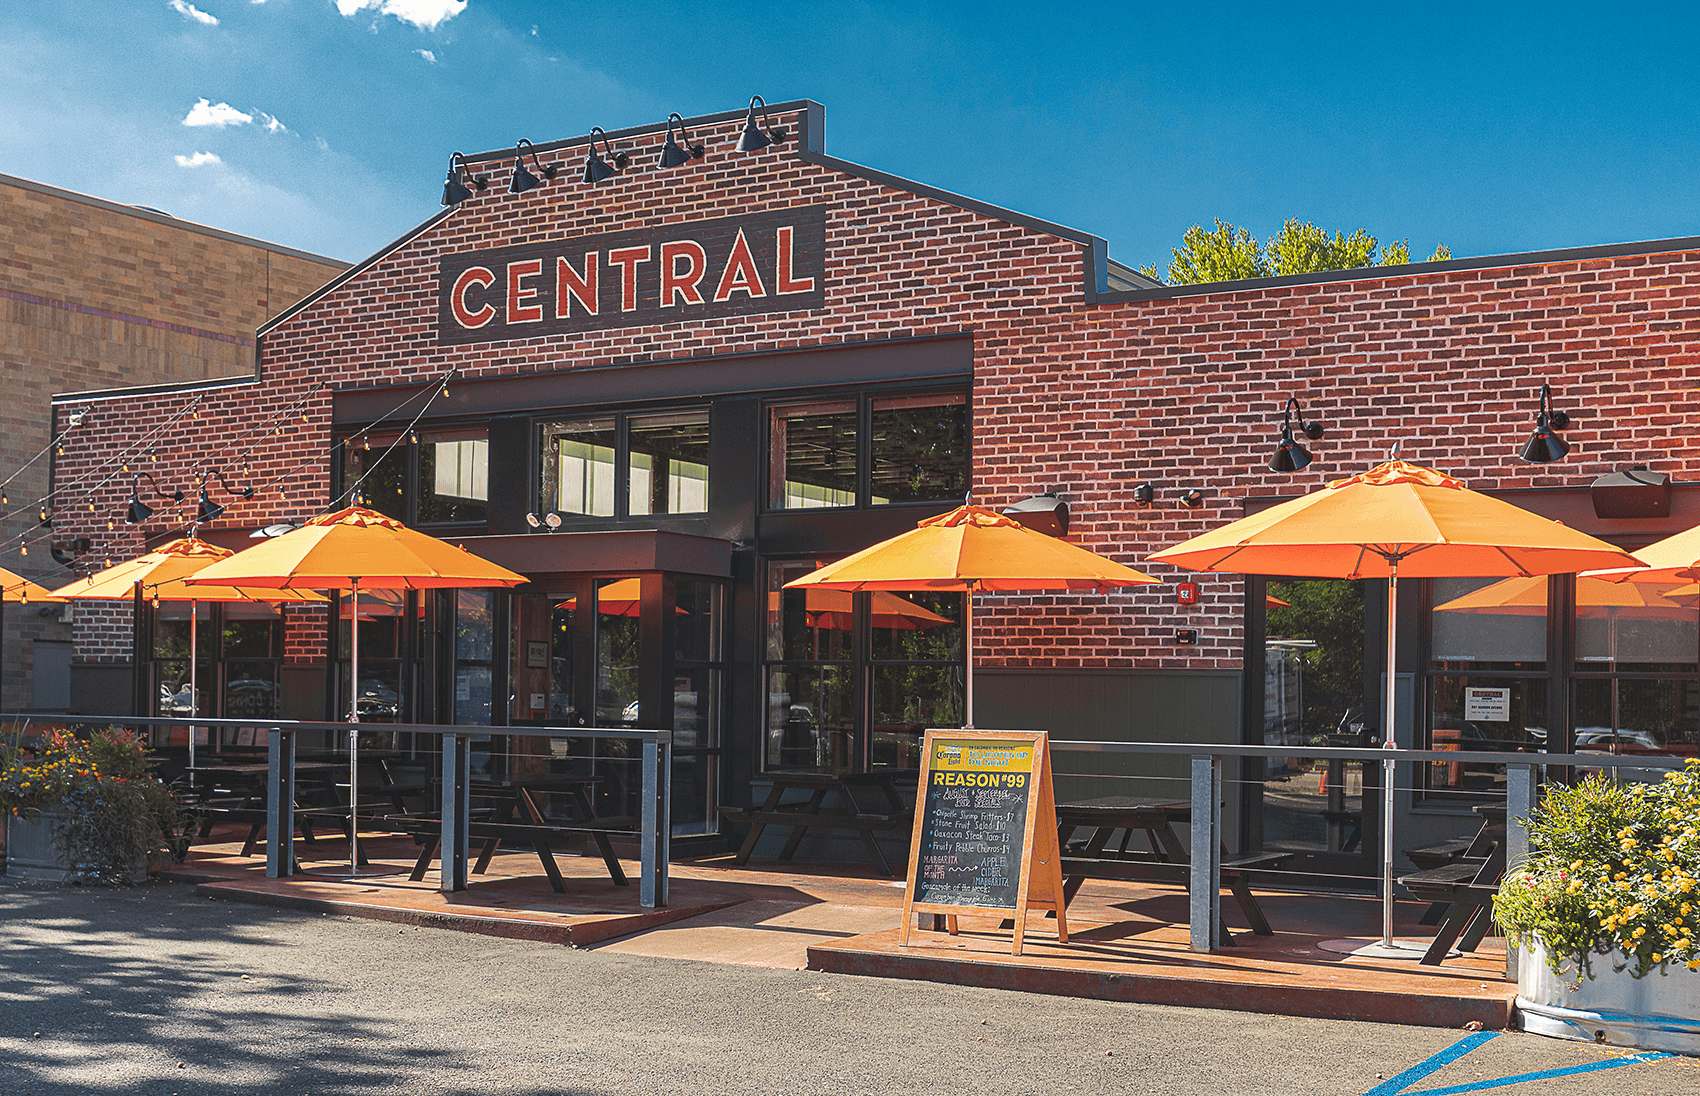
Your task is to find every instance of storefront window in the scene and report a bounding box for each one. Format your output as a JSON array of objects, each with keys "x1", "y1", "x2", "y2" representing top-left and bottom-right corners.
[
  {"x1": 340, "y1": 589, "x2": 409, "y2": 723},
  {"x1": 1574, "y1": 579, "x2": 1699, "y2": 673},
  {"x1": 418, "y1": 428, "x2": 489, "y2": 525},
  {"x1": 770, "y1": 401, "x2": 856, "y2": 509},
  {"x1": 596, "y1": 578, "x2": 641, "y2": 725},
  {"x1": 152, "y1": 602, "x2": 212, "y2": 718},
  {"x1": 1431, "y1": 576, "x2": 1547, "y2": 672},
  {"x1": 221, "y1": 602, "x2": 281, "y2": 719},
  {"x1": 765, "y1": 561, "x2": 855, "y2": 771},
  {"x1": 340, "y1": 434, "x2": 407, "y2": 520},
  {"x1": 630, "y1": 411, "x2": 710, "y2": 515},
  {"x1": 1573, "y1": 678, "x2": 1700, "y2": 755},
  {"x1": 542, "y1": 418, "x2": 618, "y2": 517},
  {"x1": 870, "y1": 392, "x2": 968, "y2": 505}
]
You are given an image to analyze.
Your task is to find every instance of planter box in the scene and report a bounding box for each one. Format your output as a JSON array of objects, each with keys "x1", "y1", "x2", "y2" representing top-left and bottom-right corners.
[
  {"x1": 1518, "y1": 937, "x2": 1700, "y2": 1055},
  {"x1": 3, "y1": 810, "x2": 148, "y2": 885}
]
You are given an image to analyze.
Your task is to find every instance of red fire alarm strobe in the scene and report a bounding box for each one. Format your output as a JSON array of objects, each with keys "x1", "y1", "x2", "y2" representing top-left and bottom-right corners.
[{"x1": 1176, "y1": 581, "x2": 1199, "y2": 605}]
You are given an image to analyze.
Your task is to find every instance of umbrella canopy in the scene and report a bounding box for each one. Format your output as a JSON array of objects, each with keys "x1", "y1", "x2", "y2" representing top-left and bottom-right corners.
[
  {"x1": 1149, "y1": 461, "x2": 1644, "y2": 579},
  {"x1": 788, "y1": 504, "x2": 1160, "y2": 592},
  {"x1": 1433, "y1": 575, "x2": 1695, "y2": 617},
  {"x1": 1, "y1": 564, "x2": 62, "y2": 604},
  {"x1": 183, "y1": 505, "x2": 527, "y2": 877},
  {"x1": 787, "y1": 504, "x2": 1159, "y2": 726},
  {"x1": 1148, "y1": 459, "x2": 1642, "y2": 957},
  {"x1": 1586, "y1": 524, "x2": 1700, "y2": 585},
  {"x1": 185, "y1": 507, "x2": 527, "y2": 592},
  {"x1": 48, "y1": 537, "x2": 326, "y2": 604}
]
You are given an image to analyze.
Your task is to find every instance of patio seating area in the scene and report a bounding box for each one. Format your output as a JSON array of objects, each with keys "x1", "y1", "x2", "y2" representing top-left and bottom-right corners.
[{"x1": 158, "y1": 820, "x2": 1516, "y2": 1030}]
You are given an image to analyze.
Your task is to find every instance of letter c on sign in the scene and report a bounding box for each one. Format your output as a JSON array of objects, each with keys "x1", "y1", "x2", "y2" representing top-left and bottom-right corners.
[{"x1": 451, "y1": 266, "x2": 497, "y2": 329}]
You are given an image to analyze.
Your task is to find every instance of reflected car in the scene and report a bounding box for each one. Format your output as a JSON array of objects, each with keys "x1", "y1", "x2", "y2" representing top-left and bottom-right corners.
[
  {"x1": 355, "y1": 680, "x2": 400, "y2": 718},
  {"x1": 1573, "y1": 726, "x2": 1661, "y2": 750},
  {"x1": 158, "y1": 685, "x2": 194, "y2": 716}
]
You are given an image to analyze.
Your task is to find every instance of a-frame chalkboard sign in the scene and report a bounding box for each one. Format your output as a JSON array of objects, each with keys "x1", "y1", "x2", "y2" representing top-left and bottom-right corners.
[{"x1": 898, "y1": 729, "x2": 1067, "y2": 955}]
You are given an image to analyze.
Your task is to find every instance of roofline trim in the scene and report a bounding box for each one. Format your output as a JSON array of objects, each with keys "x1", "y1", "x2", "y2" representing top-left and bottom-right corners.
[
  {"x1": 1096, "y1": 234, "x2": 1700, "y2": 303},
  {"x1": 0, "y1": 170, "x2": 350, "y2": 268},
  {"x1": 257, "y1": 206, "x2": 456, "y2": 336},
  {"x1": 51, "y1": 373, "x2": 260, "y2": 404}
]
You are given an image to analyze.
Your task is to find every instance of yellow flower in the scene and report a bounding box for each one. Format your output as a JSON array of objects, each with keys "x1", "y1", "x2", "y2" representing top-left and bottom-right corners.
[
  {"x1": 1653, "y1": 953, "x2": 1663, "y2": 963},
  {"x1": 1634, "y1": 927, "x2": 1647, "y2": 937}
]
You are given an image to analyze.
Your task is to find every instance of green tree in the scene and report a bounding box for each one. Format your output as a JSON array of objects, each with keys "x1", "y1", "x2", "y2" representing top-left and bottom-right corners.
[{"x1": 1141, "y1": 219, "x2": 1451, "y2": 285}]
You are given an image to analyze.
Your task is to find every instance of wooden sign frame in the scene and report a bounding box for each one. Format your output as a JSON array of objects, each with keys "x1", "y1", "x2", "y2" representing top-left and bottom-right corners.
[{"x1": 898, "y1": 729, "x2": 1067, "y2": 956}]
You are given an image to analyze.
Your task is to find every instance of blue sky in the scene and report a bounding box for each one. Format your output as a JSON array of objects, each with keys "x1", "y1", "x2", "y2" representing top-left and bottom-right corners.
[{"x1": 3, "y1": 2, "x2": 1698, "y2": 271}]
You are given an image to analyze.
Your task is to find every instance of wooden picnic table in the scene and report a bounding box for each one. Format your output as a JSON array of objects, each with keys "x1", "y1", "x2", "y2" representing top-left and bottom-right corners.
[
  {"x1": 185, "y1": 762, "x2": 348, "y2": 857},
  {"x1": 719, "y1": 770, "x2": 912, "y2": 877},
  {"x1": 1399, "y1": 801, "x2": 1509, "y2": 965},
  {"x1": 1055, "y1": 795, "x2": 1294, "y2": 945}
]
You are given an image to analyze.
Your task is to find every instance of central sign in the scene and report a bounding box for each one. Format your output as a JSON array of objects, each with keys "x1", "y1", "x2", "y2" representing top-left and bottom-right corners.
[{"x1": 437, "y1": 205, "x2": 827, "y2": 344}]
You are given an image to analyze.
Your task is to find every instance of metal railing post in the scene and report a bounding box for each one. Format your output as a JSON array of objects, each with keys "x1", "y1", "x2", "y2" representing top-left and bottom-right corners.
[
  {"x1": 440, "y1": 733, "x2": 470, "y2": 893},
  {"x1": 266, "y1": 727, "x2": 295, "y2": 878},
  {"x1": 641, "y1": 733, "x2": 669, "y2": 908},
  {"x1": 1190, "y1": 753, "x2": 1221, "y2": 952},
  {"x1": 1504, "y1": 763, "x2": 1537, "y2": 981}
]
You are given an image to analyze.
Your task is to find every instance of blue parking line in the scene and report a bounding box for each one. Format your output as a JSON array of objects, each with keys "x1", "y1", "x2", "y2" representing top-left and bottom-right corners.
[
  {"x1": 1360, "y1": 1031, "x2": 1675, "y2": 1096},
  {"x1": 1361, "y1": 1032, "x2": 1499, "y2": 1095}
]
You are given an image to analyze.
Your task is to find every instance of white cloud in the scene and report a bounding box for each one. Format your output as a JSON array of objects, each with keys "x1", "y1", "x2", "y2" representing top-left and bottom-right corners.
[
  {"x1": 335, "y1": 0, "x2": 468, "y2": 31},
  {"x1": 175, "y1": 151, "x2": 223, "y2": 167},
  {"x1": 414, "y1": 49, "x2": 436, "y2": 63},
  {"x1": 255, "y1": 112, "x2": 288, "y2": 134},
  {"x1": 183, "y1": 98, "x2": 251, "y2": 127},
  {"x1": 168, "y1": 0, "x2": 220, "y2": 25}
]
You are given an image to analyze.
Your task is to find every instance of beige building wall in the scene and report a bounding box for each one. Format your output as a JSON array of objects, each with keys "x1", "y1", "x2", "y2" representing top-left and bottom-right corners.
[{"x1": 0, "y1": 171, "x2": 347, "y2": 711}]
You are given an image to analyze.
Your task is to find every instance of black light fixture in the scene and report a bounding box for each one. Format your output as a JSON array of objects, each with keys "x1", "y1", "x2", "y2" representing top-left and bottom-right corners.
[
  {"x1": 1518, "y1": 382, "x2": 1572, "y2": 464},
  {"x1": 1268, "y1": 397, "x2": 1325, "y2": 473},
  {"x1": 581, "y1": 127, "x2": 629, "y2": 184},
  {"x1": 1179, "y1": 488, "x2": 1206, "y2": 509},
  {"x1": 125, "y1": 471, "x2": 183, "y2": 525},
  {"x1": 1002, "y1": 492, "x2": 1069, "y2": 537},
  {"x1": 733, "y1": 95, "x2": 788, "y2": 152},
  {"x1": 1131, "y1": 483, "x2": 1155, "y2": 507},
  {"x1": 657, "y1": 113, "x2": 705, "y2": 168},
  {"x1": 508, "y1": 138, "x2": 560, "y2": 194},
  {"x1": 195, "y1": 469, "x2": 256, "y2": 526},
  {"x1": 441, "y1": 151, "x2": 489, "y2": 207}
]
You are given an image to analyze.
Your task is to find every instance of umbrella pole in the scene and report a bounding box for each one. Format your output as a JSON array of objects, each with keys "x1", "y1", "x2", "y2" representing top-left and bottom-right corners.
[
  {"x1": 348, "y1": 578, "x2": 361, "y2": 874},
  {"x1": 964, "y1": 586, "x2": 974, "y2": 728},
  {"x1": 1381, "y1": 569, "x2": 1399, "y2": 951},
  {"x1": 189, "y1": 599, "x2": 199, "y2": 771}
]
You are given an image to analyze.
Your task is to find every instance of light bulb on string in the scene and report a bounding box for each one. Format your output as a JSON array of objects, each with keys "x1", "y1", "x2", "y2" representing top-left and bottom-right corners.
[{"x1": 152, "y1": 595, "x2": 160, "y2": 609}]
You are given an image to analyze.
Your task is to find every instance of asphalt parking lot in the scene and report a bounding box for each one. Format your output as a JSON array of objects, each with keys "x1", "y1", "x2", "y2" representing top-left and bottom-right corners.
[{"x1": 0, "y1": 880, "x2": 1693, "y2": 1095}]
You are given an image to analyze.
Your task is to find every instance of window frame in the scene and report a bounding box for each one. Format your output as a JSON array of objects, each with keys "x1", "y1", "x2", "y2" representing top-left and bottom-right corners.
[
  {"x1": 763, "y1": 386, "x2": 970, "y2": 514},
  {"x1": 535, "y1": 404, "x2": 712, "y2": 524}
]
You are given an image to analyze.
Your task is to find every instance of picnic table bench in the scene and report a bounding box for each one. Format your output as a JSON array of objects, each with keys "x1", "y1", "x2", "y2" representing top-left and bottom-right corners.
[
  {"x1": 1055, "y1": 797, "x2": 1295, "y2": 945},
  {"x1": 1398, "y1": 803, "x2": 1509, "y2": 964},
  {"x1": 719, "y1": 771, "x2": 912, "y2": 877}
]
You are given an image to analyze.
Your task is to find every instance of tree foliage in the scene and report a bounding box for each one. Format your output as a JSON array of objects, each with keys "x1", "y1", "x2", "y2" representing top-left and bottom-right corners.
[
  {"x1": 1267, "y1": 579, "x2": 1366, "y2": 738},
  {"x1": 1141, "y1": 218, "x2": 1451, "y2": 285}
]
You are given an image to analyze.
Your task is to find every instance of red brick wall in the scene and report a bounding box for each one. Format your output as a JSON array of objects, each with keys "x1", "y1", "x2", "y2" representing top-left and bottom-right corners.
[{"x1": 44, "y1": 104, "x2": 1700, "y2": 679}]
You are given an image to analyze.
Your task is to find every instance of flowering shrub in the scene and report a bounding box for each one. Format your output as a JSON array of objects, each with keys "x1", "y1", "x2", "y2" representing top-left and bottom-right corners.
[
  {"x1": 1494, "y1": 760, "x2": 1700, "y2": 979},
  {"x1": 1, "y1": 726, "x2": 182, "y2": 885}
]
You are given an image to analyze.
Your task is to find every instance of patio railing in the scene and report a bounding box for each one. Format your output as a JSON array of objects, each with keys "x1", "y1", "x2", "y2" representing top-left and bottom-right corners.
[
  {"x1": 1051, "y1": 739, "x2": 1690, "y2": 977},
  {"x1": 0, "y1": 714, "x2": 673, "y2": 908}
]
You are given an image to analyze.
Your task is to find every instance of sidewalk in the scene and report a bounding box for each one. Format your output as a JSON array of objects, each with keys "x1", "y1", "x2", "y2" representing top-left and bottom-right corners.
[{"x1": 161, "y1": 829, "x2": 1515, "y2": 1029}]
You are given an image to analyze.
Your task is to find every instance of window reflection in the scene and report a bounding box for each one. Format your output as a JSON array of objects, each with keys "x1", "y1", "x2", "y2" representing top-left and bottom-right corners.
[
  {"x1": 418, "y1": 429, "x2": 488, "y2": 524},
  {"x1": 1431, "y1": 576, "x2": 1547, "y2": 670},
  {"x1": 629, "y1": 411, "x2": 709, "y2": 515},
  {"x1": 870, "y1": 392, "x2": 967, "y2": 504},
  {"x1": 542, "y1": 418, "x2": 617, "y2": 517},
  {"x1": 770, "y1": 401, "x2": 856, "y2": 509},
  {"x1": 340, "y1": 435, "x2": 406, "y2": 520}
]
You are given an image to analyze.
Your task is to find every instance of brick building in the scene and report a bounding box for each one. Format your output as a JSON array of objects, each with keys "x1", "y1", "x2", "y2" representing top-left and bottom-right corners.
[
  {"x1": 44, "y1": 99, "x2": 1700, "y2": 872},
  {"x1": 1, "y1": 171, "x2": 345, "y2": 710}
]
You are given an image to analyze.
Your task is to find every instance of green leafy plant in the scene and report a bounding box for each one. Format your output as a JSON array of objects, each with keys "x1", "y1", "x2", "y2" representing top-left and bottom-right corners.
[
  {"x1": 1, "y1": 726, "x2": 183, "y2": 885},
  {"x1": 1494, "y1": 761, "x2": 1700, "y2": 979}
]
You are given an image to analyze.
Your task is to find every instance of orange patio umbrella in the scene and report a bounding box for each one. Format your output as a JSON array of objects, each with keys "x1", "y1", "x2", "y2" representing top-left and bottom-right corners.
[
  {"x1": 1149, "y1": 459, "x2": 1643, "y2": 957},
  {"x1": 1586, "y1": 523, "x2": 1700, "y2": 586},
  {"x1": 48, "y1": 538, "x2": 324, "y2": 766},
  {"x1": 2, "y1": 565, "x2": 63, "y2": 715},
  {"x1": 1433, "y1": 574, "x2": 1695, "y2": 616},
  {"x1": 185, "y1": 506, "x2": 526, "y2": 875},
  {"x1": 786, "y1": 504, "x2": 1160, "y2": 725}
]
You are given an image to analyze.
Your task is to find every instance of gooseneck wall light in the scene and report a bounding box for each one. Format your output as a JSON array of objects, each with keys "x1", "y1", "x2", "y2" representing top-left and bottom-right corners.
[
  {"x1": 733, "y1": 96, "x2": 789, "y2": 152},
  {"x1": 508, "y1": 138, "x2": 560, "y2": 194},
  {"x1": 1518, "y1": 382, "x2": 1573, "y2": 464},
  {"x1": 581, "y1": 127, "x2": 629, "y2": 184},
  {"x1": 1268, "y1": 397, "x2": 1326, "y2": 472},
  {"x1": 441, "y1": 151, "x2": 489, "y2": 207},
  {"x1": 657, "y1": 113, "x2": 706, "y2": 169},
  {"x1": 125, "y1": 471, "x2": 183, "y2": 525},
  {"x1": 195, "y1": 470, "x2": 257, "y2": 526}
]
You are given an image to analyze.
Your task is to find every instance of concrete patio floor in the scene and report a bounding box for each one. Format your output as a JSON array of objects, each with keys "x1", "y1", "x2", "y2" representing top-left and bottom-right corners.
[{"x1": 158, "y1": 826, "x2": 1515, "y2": 1030}]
